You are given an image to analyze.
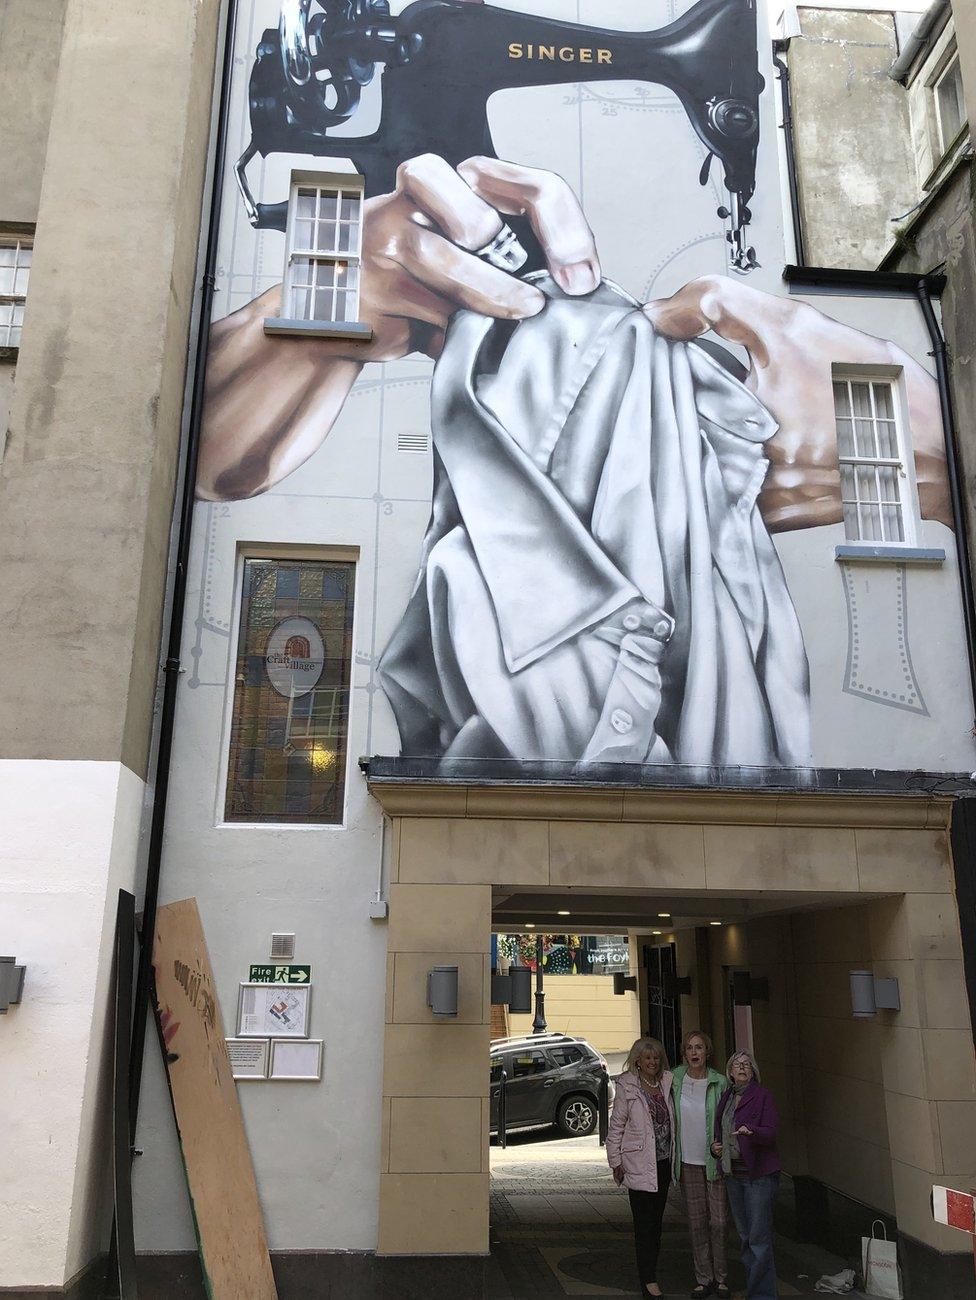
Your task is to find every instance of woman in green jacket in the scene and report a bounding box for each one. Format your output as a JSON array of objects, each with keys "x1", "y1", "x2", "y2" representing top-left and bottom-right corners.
[{"x1": 672, "y1": 1030, "x2": 731, "y2": 1299}]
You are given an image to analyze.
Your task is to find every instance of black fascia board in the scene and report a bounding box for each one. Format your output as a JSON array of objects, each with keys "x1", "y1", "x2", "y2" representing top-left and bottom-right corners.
[
  {"x1": 360, "y1": 755, "x2": 972, "y2": 798},
  {"x1": 783, "y1": 265, "x2": 947, "y2": 295}
]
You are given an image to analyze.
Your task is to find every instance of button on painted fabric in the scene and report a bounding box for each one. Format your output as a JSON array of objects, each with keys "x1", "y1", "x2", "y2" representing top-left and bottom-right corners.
[
  {"x1": 623, "y1": 613, "x2": 642, "y2": 631},
  {"x1": 653, "y1": 619, "x2": 671, "y2": 637},
  {"x1": 610, "y1": 708, "x2": 633, "y2": 733}
]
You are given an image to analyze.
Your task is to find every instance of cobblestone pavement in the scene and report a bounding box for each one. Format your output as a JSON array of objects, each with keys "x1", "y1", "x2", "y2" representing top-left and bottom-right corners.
[{"x1": 487, "y1": 1132, "x2": 864, "y2": 1299}]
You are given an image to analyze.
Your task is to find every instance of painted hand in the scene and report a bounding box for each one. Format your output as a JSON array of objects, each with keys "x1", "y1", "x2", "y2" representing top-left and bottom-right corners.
[
  {"x1": 643, "y1": 276, "x2": 951, "y2": 533},
  {"x1": 346, "y1": 153, "x2": 601, "y2": 361}
]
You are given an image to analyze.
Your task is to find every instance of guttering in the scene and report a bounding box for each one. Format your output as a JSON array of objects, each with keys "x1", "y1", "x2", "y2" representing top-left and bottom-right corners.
[
  {"x1": 772, "y1": 40, "x2": 806, "y2": 267},
  {"x1": 127, "y1": 0, "x2": 238, "y2": 1133},
  {"x1": 360, "y1": 754, "x2": 972, "y2": 799},
  {"x1": 915, "y1": 277, "x2": 976, "y2": 733},
  {"x1": 889, "y1": 0, "x2": 950, "y2": 84},
  {"x1": 783, "y1": 264, "x2": 946, "y2": 293}
]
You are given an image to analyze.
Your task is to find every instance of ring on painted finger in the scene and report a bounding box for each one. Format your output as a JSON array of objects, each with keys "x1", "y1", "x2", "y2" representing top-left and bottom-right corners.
[{"x1": 473, "y1": 223, "x2": 528, "y2": 274}]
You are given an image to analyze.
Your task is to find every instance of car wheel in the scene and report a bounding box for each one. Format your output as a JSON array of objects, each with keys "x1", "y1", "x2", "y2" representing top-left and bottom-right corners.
[{"x1": 556, "y1": 1094, "x2": 598, "y2": 1137}]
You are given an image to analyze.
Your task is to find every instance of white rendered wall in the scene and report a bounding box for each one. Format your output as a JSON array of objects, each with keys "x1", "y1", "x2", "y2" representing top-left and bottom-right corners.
[
  {"x1": 0, "y1": 760, "x2": 143, "y2": 1288},
  {"x1": 132, "y1": 0, "x2": 976, "y2": 1258}
]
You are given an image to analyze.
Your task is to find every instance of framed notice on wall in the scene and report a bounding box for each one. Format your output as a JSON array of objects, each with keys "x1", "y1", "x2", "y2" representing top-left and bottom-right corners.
[
  {"x1": 226, "y1": 1038, "x2": 270, "y2": 1079},
  {"x1": 269, "y1": 1038, "x2": 323, "y2": 1081},
  {"x1": 237, "y1": 983, "x2": 311, "y2": 1038}
]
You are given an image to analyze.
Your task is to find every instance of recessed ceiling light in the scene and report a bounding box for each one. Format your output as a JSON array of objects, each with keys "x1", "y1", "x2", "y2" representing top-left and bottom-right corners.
[
  {"x1": 657, "y1": 912, "x2": 671, "y2": 918},
  {"x1": 652, "y1": 929, "x2": 663, "y2": 936},
  {"x1": 710, "y1": 920, "x2": 722, "y2": 926},
  {"x1": 557, "y1": 910, "x2": 570, "y2": 916}
]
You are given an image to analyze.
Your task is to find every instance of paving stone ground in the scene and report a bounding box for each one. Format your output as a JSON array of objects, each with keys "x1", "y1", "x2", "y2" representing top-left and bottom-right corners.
[{"x1": 486, "y1": 1130, "x2": 866, "y2": 1299}]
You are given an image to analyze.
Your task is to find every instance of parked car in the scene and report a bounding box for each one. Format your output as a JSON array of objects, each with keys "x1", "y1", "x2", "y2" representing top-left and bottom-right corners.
[{"x1": 489, "y1": 1033, "x2": 613, "y2": 1137}]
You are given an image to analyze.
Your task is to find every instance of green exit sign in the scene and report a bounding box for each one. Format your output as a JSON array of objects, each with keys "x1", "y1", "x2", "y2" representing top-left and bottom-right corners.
[{"x1": 249, "y1": 964, "x2": 311, "y2": 985}]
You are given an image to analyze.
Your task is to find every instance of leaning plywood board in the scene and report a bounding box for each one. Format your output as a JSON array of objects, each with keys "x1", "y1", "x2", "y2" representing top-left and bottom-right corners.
[{"x1": 153, "y1": 898, "x2": 277, "y2": 1299}]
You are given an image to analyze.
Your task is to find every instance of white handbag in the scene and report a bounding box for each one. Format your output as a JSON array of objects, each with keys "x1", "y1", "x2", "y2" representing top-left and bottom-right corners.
[{"x1": 861, "y1": 1220, "x2": 902, "y2": 1299}]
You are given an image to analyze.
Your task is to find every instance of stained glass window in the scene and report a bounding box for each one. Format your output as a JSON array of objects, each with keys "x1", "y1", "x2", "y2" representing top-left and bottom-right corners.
[{"x1": 225, "y1": 557, "x2": 356, "y2": 823}]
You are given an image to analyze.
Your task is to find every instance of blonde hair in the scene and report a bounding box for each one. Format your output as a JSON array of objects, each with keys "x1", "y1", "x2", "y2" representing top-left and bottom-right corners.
[
  {"x1": 681, "y1": 1029, "x2": 713, "y2": 1062},
  {"x1": 625, "y1": 1036, "x2": 669, "y2": 1078},
  {"x1": 725, "y1": 1049, "x2": 761, "y2": 1084}
]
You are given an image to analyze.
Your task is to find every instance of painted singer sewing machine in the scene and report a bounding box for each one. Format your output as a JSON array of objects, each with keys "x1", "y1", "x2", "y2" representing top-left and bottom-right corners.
[{"x1": 237, "y1": 0, "x2": 764, "y2": 271}]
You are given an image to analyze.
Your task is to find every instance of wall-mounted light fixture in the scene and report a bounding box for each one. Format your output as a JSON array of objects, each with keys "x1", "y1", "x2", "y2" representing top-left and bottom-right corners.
[
  {"x1": 732, "y1": 971, "x2": 769, "y2": 1006},
  {"x1": 490, "y1": 966, "x2": 533, "y2": 1014},
  {"x1": 0, "y1": 957, "x2": 26, "y2": 1014},
  {"x1": 426, "y1": 965, "x2": 459, "y2": 1018},
  {"x1": 612, "y1": 973, "x2": 639, "y2": 995},
  {"x1": 850, "y1": 970, "x2": 901, "y2": 1018},
  {"x1": 646, "y1": 972, "x2": 693, "y2": 999}
]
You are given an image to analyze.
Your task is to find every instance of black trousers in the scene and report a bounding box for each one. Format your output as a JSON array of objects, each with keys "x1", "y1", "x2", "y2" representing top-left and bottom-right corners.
[{"x1": 628, "y1": 1160, "x2": 672, "y2": 1289}]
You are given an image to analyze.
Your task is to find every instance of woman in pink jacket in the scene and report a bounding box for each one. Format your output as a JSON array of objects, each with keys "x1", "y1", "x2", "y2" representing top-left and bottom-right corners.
[{"x1": 607, "y1": 1037, "x2": 677, "y2": 1298}]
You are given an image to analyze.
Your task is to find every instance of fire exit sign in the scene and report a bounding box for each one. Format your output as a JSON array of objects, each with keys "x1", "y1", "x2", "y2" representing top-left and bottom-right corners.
[{"x1": 249, "y1": 964, "x2": 311, "y2": 984}]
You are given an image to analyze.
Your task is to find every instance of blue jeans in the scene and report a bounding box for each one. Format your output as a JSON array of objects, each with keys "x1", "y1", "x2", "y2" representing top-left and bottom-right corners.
[{"x1": 725, "y1": 1172, "x2": 779, "y2": 1299}]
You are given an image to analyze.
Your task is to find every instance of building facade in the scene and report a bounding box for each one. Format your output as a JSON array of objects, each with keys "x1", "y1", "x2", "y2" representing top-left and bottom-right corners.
[{"x1": 3, "y1": 0, "x2": 976, "y2": 1296}]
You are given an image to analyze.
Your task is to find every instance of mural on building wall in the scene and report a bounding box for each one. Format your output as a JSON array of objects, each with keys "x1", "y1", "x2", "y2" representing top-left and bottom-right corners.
[{"x1": 198, "y1": 0, "x2": 953, "y2": 769}]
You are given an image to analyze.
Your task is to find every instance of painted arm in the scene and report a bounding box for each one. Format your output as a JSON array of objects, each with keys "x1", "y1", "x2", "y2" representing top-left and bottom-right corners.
[
  {"x1": 196, "y1": 154, "x2": 601, "y2": 500},
  {"x1": 644, "y1": 277, "x2": 951, "y2": 534}
]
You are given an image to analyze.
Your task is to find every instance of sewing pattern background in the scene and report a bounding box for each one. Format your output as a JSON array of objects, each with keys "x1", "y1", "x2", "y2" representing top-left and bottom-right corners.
[{"x1": 186, "y1": 0, "x2": 975, "y2": 781}]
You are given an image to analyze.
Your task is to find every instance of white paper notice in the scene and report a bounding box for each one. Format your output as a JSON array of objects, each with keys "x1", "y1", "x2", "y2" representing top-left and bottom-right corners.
[
  {"x1": 226, "y1": 1038, "x2": 269, "y2": 1079},
  {"x1": 237, "y1": 984, "x2": 311, "y2": 1037}
]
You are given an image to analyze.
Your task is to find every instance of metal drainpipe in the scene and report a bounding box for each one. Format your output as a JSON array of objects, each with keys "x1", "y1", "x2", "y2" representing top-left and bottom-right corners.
[
  {"x1": 127, "y1": 0, "x2": 239, "y2": 1135},
  {"x1": 916, "y1": 276, "x2": 976, "y2": 734},
  {"x1": 773, "y1": 41, "x2": 806, "y2": 268}
]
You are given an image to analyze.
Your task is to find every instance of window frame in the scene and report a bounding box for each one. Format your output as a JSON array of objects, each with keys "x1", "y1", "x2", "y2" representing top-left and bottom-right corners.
[
  {"x1": 216, "y1": 545, "x2": 359, "y2": 831},
  {"x1": 832, "y1": 369, "x2": 920, "y2": 551},
  {"x1": 263, "y1": 171, "x2": 372, "y2": 342},
  {"x1": 933, "y1": 49, "x2": 968, "y2": 156},
  {"x1": 510, "y1": 1049, "x2": 549, "y2": 1079},
  {"x1": 548, "y1": 1044, "x2": 585, "y2": 1068},
  {"x1": 0, "y1": 230, "x2": 33, "y2": 353}
]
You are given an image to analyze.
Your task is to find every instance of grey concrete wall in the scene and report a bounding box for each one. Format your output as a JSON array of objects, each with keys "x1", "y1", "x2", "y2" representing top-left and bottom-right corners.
[
  {"x1": 882, "y1": 164, "x2": 976, "y2": 629},
  {"x1": 0, "y1": 0, "x2": 222, "y2": 776},
  {"x1": 788, "y1": 8, "x2": 918, "y2": 268},
  {"x1": 0, "y1": 0, "x2": 66, "y2": 225}
]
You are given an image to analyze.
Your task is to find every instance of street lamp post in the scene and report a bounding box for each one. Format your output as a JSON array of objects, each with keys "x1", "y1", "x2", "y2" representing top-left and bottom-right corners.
[{"x1": 532, "y1": 934, "x2": 547, "y2": 1033}]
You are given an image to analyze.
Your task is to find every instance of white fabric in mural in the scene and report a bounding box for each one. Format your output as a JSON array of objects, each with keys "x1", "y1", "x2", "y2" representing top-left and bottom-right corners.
[{"x1": 378, "y1": 274, "x2": 810, "y2": 767}]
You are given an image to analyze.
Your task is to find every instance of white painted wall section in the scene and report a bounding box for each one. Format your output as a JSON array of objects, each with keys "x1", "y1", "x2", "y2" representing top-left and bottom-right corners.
[{"x1": 0, "y1": 759, "x2": 144, "y2": 1288}]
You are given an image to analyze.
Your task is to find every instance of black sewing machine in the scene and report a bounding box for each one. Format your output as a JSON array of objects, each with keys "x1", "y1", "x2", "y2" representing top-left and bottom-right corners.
[{"x1": 237, "y1": 0, "x2": 764, "y2": 272}]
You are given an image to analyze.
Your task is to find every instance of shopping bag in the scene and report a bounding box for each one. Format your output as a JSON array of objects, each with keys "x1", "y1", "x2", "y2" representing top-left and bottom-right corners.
[{"x1": 861, "y1": 1220, "x2": 902, "y2": 1299}]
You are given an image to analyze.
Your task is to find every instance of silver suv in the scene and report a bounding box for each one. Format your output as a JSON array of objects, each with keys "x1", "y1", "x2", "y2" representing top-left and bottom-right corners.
[{"x1": 489, "y1": 1033, "x2": 613, "y2": 1137}]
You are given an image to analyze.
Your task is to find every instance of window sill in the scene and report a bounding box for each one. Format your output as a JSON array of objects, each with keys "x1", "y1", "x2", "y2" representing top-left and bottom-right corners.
[
  {"x1": 263, "y1": 317, "x2": 373, "y2": 341},
  {"x1": 835, "y1": 544, "x2": 945, "y2": 564},
  {"x1": 0, "y1": 345, "x2": 18, "y2": 364}
]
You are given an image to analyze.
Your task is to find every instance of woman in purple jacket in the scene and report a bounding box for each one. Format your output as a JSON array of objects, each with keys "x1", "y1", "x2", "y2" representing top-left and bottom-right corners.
[{"x1": 711, "y1": 1051, "x2": 781, "y2": 1300}]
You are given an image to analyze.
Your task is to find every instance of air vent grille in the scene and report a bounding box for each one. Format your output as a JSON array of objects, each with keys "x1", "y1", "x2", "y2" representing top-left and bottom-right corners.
[
  {"x1": 397, "y1": 431, "x2": 430, "y2": 454},
  {"x1": 270, "y1": 932, "x2": 296, "y2": 960}
]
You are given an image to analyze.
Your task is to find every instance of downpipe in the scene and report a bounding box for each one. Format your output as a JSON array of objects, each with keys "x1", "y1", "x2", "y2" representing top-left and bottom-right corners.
[
  {"x1": 127, "y1": 0, "x2": 238, "y2": 1134},
  {"x1": 916, "y1": 276, "x2": 976, "y2": 734},
  {"x1": 773, "y1": 40, "x2": 806, "y2": 268}
]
